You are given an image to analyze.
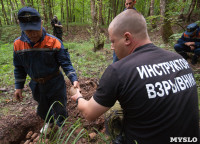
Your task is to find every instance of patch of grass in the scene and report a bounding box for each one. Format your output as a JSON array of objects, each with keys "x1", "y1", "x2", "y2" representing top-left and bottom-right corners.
[
  {"x1": 65, "y1": 42, "x2": 112, "y2": 78},
  {"x1": 0, "y1": 43, "x2": 15, "y2": 86},
  {"x1": 194, "y1": 72, "x2": 200, "y2": 109},
  {"x1": 0, "y1": 25, "x2": 21, "y2": 43}
]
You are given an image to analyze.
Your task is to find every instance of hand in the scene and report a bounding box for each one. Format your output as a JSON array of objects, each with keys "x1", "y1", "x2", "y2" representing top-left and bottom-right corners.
[
  {"x1": 14, "y1": 89, "x2": 23, "y2": 101},
  {"x1": 185, "y1": 42, "x2": 195, "y2": 46},
  {"x1": 73, "y1": 81, "x2": 80, "y2": 90},
  {"x1": 71, "y1": 89, "x2": 82, "y2": 102}
]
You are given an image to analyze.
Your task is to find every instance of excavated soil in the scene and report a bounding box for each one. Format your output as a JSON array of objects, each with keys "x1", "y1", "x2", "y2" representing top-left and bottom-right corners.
[{"x1": 0, "y1": 78, "x2": 107, "y2": 144}]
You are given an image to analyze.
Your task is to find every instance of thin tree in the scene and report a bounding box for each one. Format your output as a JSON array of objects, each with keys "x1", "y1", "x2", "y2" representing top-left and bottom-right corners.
[
  {"x1": 61, "y1": 0, "x2": 64, "y2": 22},
  {"x1": 9, "y1": 0, "x2": 18, "y2": 24},
  {"x1": 66, "y1": 0, "x2": 69, "y2": 31},
  {"x1": 178, "y1": 0, "x2": 186, "y2": 20},
  {"x1": 15, "y1": 0, "x2": 18, "y2": 8},
  {"x1": 98, "y1": 0, "x2": 103, "y2": 25},
  {"x1": 91, "y1": 0, "x2": 105, "y2": 52},
  {"x1": 0, "y1": 17, "x2": 2, "y2": 26},
  {"x1": 82, "y1": 0, "x2": 84, "y2": 23},
  {"x1": 6, "y1": 0, "x2": 11, "y2": 24},
  {"x1": 197, "y1": 0, "x2": 200, "y2": 9},
  {"x1": 69, "y1": 0, "x2": 71, "y2": 22},
  {"x1": 0, "y1": 0, "x2": 10, "y2": 25},
  {"x1": 150, "y1": 0, "x2": 156, "y2": 29},
  {"x1": 47, "y1": 0, "x2": 53, "y2": 21},
  {"x1": 160, "y1": 0, "x2": 173, "y2": 43},
  {"x1": 72, "y1": 1, "x2": 75, "y2": 22},
  {"x1": 37, "y1": 0, "x2": 40, "y2": 12},
  {"x1": 186, "y1": 0, "x2": 197, "y2": 22},
  {"x1": 41, "y1": 0, "x2": 48, "y2": 23}
]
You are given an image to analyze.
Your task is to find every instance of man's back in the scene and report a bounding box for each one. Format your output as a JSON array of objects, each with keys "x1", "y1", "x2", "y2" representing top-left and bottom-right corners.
[{"x1": 109, "y1": 44, "x2": 199, "y2": 143}]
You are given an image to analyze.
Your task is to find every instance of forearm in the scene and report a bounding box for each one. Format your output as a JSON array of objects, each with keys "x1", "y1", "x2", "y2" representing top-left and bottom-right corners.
[
  {"x1": 77, "y1": 98, "x2": 95, "y2": 121},
  {"x1": 77, "y1": 97, "x2": 109, "y2": 121}
]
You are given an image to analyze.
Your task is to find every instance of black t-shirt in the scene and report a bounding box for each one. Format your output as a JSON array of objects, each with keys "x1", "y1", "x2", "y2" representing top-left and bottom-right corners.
[{"x1": 94, "y1": 43, "x2": 199, "y2": 144}]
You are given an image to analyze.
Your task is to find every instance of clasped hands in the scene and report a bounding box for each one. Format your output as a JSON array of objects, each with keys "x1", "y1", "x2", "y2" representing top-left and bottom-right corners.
[{"x1": 185, "y1": 42, "x2": 195, "y2": 50}]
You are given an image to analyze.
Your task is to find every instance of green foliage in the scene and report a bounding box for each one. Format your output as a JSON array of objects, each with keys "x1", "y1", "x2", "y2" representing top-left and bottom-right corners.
[
  {"x1": 169, "y1": 33, "x2": 182, "y2": 46},
  {"x1": 38, "y1": 101, "x2": 88, "y2": 143},
  {"x1": 0, "y1": 43, "x2": 14, "y2": 86},
  {"x1": 88, "y1": 26, "x2": 107, "y2": 50},
  {"x1": 194, "y1": 73, "x2": 200, "y2": 109},
  {"x1": 0, "y1": 25, "x2": 21, "y2": 43}
]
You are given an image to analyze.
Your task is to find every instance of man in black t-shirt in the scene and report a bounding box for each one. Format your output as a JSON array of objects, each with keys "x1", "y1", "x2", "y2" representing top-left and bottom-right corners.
[{"x1": 71, "y1": 10, "x2": 199, "y2": 144}]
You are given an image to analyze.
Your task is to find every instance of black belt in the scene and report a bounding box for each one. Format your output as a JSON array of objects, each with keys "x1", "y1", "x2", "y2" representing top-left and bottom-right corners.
[{"x1": 32, "y1": 71, "x2": 60, "y2": 84}]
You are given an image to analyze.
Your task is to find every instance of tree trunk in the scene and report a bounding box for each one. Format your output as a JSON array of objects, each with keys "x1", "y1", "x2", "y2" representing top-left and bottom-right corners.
[
  {"x1": 98, "y1": 0, "x2": 103, "y2": 25},
  {"x1": 91, "y1": 0, "x2": 96, "y2": 24},
  {"x1": 0, "y1": 17, "x2": 2, "y2": 26},
  {"x1": 112, "y1": 0, "x2": 117, "y2": 17},
  {"x1": 160, "y1": 0, "x2": 173, "y2": 43},
  {"x1": 61, "y1": 0, "x2": 63, "y2": 22},
  {"x1": 48, "y1": 0, "x2": 53, "y2": 21},
  {"x1": 15, "y1": 0, "x2": 18, "y2": 8},
  {"x1": 66, "y1": 0, "x2": 69, "y2": 31},
  {"x1": 150, "y1": 0, "x2": 156, "y2": 29},
  {"x1": 197, "y1": 0, "x2": 200, "y2": 9},
  {"x1": 160, "y1": 0, "x2": 166, "y2": 18},
  {"x1": 9, "y1": 0, "x2": 18, "y2": 24},
  {"x1": 82, "y1": 0, "x2": 84, "y2": 23},
  {"x1": 41, "y1": 0, "x2": 48, "y2": 23},
  {"x1": 72, "y1": 1, "x2": 75, "y2": 22},
  {"x1": 37, "y1": 0, "x2": 40, "y2": 12},
  {"x1": 115, "y1": 0, "x2": 119, "y2": 16},
  {"x1": 186, "y1": 0, "x2": 196, "y2": 22},
  {"x1": 69, "y1": 0, "x2": 71, "y2": 22},
  {"x1": 107, "y1": 8, "x2": 110, "y2": 25},
  {"x1": 91, "y1": 0, "x2": 104, "y2": 52},
  {"x1": 6, "y1": 0, "x2": 11, "y2": 24},
  {"x1": 178, "y1": 0, "x2": 186, "y2": 20},
  {"x1": 1, "y1": 0, "x2": 10, "y2": 25}
]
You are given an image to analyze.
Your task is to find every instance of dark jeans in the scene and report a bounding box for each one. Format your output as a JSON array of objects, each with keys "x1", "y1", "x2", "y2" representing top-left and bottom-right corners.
[{"x1": 29, "y1": 73, "x2": 67, "y2": 126}]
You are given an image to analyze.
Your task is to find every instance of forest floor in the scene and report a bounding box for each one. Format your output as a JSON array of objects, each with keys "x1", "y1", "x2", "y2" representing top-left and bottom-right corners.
[{"x1": 0, "y1": 21, "x2": 200, "y2": 144}]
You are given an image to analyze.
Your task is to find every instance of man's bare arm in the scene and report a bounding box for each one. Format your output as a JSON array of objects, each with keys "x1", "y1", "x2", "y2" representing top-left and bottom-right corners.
[{"x1": 71, "y1": 90, "x2": 110, "y2": 121}]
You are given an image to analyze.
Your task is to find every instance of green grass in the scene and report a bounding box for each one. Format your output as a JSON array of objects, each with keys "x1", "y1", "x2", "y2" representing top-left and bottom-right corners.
[
  {"x1": 0, "y1": 25, "x2": 21, "y2": 43},
  {"x1": 64, "y1": 42, "x2": 112, "y2": 78},
  {"x1": 0, "y1": 43, "x2": 15, "y2": 86}
]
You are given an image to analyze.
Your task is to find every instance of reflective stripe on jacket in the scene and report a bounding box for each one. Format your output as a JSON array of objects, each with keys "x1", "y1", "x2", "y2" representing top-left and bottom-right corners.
[{"x1": 13, "y1": 28, "x2": 77, "y2": 89}]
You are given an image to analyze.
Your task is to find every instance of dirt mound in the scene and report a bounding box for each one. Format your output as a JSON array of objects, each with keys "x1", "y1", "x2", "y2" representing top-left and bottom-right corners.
[{"x1": 0, "y1": 78, "x2": 105, "y2": 144}]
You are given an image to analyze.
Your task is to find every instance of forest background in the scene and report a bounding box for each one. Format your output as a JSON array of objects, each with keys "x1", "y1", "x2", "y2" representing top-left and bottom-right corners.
[{"x1": 0, "y1": 0, "x2": 200, "y2": 143}]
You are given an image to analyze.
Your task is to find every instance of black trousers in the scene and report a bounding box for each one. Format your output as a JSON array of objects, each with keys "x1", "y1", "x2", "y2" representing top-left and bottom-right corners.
[{"x1": 29, "y1": 73, "x2": 67, "y2": 126}]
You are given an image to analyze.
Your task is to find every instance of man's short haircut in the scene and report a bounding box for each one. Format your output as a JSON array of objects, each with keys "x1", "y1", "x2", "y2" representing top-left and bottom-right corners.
[{"x1": 109, "y1": 9, "x2": 148, "y2": 40}]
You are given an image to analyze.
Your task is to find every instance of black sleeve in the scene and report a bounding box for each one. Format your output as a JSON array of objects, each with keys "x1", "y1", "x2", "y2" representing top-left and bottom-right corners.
[{"x1": 93, "y1": 65, "x2": 121, "y2": 107}]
